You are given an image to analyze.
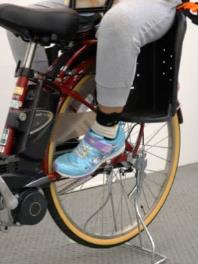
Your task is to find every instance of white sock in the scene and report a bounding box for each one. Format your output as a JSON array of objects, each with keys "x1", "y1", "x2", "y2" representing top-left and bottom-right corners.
[{"x1": 91, "y1": 121, "x2": 119, "y2": 139}]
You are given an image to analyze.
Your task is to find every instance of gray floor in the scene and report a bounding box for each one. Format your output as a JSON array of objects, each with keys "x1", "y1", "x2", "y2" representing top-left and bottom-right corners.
[{"x1": 0, "y1": 163, "x2": 198, "y2": 264}]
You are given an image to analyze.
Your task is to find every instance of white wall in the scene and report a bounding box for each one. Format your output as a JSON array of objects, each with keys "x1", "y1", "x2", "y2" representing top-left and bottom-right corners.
[
  {"x1": 0, "y1": 0, "x2": 198, "y2": 165},
  {"x1": 179, "y1": 19, "x2": 198, "y2": 165}
]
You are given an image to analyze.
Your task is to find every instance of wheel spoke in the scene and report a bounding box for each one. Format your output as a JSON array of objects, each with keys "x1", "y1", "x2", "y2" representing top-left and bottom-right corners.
[
  {"x1": 115, "y1": 174, "x2": 134, "y2": 227},
  {"x1": 110, "y1": 192, "x2": 118, "y2": 233},
  {"x1": 145, "y1": 150, "x2": 171, "y2": 162},
  {"x1": 143, "y1": 180, "x2": 158, "y2": 200},
  {"x1": 145, "y1": 136, "x2": 171, "y2": 151},
  {"x1": 145, "y1": 177, "x2": 162, "y2": 187},
  {"x1": 141, "y1": 186, "x2": 151, "y2": 211},
  {"x1": 145, "y1": 168, "x2": 167, "y2": 176},
  {"x1": 145, "y1": 123, "x2": 167, "y2": 145},
  {"x1": 47, "y1": 79, "x2": 179, "y2": 246}
]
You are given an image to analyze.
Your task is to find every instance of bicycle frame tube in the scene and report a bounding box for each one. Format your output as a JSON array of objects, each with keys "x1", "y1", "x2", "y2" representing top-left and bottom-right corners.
[
  {"x1": 0, "y1": 42, "x2": 37, "y2": 155},
  {"x1": 1, "y1": 39, "x2": 96, "y2": 158},
  {"x1": 53, "y1": 40, "x2": 97, "y2": 111},
  {"x1": 58, "y1": 40, "x2": 97, "y2": 79},
  {"x1": 0, "y1": 76, "x2": 30, "y2": 155}
]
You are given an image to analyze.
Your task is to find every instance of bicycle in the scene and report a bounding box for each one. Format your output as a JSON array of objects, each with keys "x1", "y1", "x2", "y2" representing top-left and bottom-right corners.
[{"x1": 0, "y1": 0, "x2": 196, "y2": 249}]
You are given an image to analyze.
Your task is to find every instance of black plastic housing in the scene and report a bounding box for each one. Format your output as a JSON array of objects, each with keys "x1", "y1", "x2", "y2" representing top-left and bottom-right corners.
[
  {"x1": 121, "y1": 12, "x2": 187, "y2": 123},
  {"x1": 12, "y1": 83, "x2": 60, "y2": 160}
]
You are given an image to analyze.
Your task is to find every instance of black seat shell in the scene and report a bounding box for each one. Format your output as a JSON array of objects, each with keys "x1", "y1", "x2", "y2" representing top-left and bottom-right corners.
[{"x1": 121, "y1": 12, "x2": 187, "y2": 123}]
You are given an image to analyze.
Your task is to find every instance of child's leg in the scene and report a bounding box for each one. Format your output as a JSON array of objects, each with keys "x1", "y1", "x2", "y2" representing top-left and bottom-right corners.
[
  {"x1": 54, "y1": 0, "x2": 181, "y2": 178},
  {"x1": 96, "y1": 0, "x2": 181, "y2": 108},
  {"x1": 92, "y1": 0, "x2": 181, "y2": 141}
]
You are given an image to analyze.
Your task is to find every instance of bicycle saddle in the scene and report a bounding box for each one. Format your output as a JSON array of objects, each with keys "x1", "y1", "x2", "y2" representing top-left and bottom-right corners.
[{"x1": 0, "y1": 4, "x2": 79, "y2": 44}]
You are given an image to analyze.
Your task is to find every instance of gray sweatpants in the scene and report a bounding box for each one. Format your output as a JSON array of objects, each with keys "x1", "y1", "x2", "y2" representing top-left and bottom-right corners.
[{"x1": 7, "y1": 0, "x2": 181, "y2": 107}]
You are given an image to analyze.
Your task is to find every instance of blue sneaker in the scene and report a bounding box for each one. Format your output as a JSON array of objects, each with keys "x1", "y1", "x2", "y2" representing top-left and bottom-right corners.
[{"x1": 54, "y1": 125, "x2": 125, "y2": 178}]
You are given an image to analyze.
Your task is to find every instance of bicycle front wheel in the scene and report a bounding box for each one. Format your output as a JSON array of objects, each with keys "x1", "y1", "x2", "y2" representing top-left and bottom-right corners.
[{"x1": 45, "y1": 75, "x2": 180, "y2": 248}]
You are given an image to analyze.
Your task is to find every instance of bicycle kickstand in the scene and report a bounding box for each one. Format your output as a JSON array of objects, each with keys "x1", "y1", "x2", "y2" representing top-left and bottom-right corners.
[{"x1": 123, "y1": 148, "x2": 167, "y2": 264}]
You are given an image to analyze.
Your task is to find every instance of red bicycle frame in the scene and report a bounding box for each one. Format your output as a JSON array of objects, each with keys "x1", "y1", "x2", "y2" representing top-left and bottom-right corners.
[{"x1": 1, "y1": 38, "x2": 144, "y2": 181}]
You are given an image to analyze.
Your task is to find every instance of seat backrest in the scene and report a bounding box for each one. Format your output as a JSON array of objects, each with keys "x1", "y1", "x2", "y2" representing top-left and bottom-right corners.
[{"x1": 122, "y1": 12, "x2": 187, "y2": 123}]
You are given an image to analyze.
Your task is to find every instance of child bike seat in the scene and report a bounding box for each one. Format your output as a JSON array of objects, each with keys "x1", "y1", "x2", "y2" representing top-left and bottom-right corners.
[{"x1": 121, "y1": 12, "x2": 187, "y2": 123}]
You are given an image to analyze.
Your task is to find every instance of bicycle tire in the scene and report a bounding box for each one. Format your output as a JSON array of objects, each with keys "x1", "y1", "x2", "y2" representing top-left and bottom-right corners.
[{"x1": 44, "y1": 74, "x2": 180, "y2": 248}]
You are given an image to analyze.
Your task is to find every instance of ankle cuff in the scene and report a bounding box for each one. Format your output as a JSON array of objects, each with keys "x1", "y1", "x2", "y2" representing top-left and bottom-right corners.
[{"x1": 96, "y1": 108, "x2": 121, "y2": 127}]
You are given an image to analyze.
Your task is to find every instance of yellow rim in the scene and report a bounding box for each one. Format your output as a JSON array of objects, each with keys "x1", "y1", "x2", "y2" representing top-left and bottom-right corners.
[{"x1": 47, "y1": 75, "x2": 180, "y2": 246}]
